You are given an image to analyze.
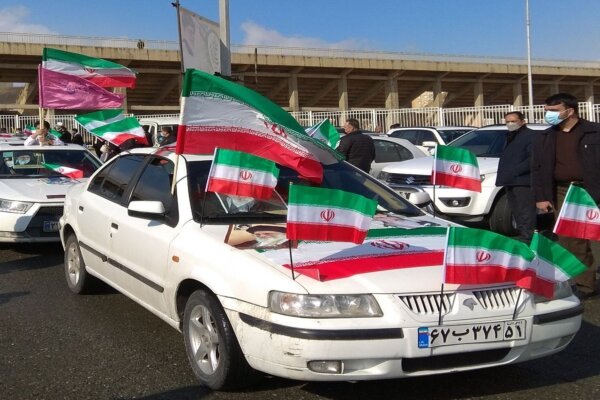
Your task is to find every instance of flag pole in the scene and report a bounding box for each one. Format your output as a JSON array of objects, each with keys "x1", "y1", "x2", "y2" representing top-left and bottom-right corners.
[
  {"x1": 512, "y1": 288, "x2": 523, "y2": 320},
  {"x1": 287, "y1": 182, "x2": 295, "y2": 280},
  {"x1": 438, "y1": 283, "x2": 445, "y2": 326},
  {"x1": 438, "y1": 226, "x2": 451, "y2": 326},
  {"x1": 432, "y1": 148, "x2": 437, "y2": 219}
]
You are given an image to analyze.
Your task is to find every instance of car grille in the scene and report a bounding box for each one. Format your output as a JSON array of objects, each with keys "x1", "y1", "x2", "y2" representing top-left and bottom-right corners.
[
  {"x1": 398, "y1": 293, "x2": 454, "y2": 316},
  {"x1": 473, "y1": 287, "x2": 521, "y2": 310},
  {"x1": 24, "y1": 206, "x2": 63, "y2": 238},
  {"x1": 387, "y1": 174, "x2": 431, "y2": 186},
  {"x1": 403, "y1": 348, "x2": 511, "y2": 372}
]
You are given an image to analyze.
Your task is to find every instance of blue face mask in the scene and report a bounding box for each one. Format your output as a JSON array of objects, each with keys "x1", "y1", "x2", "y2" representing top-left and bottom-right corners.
[{"x1": 544, "y1": 110, "x2": 565, "y2": 126}]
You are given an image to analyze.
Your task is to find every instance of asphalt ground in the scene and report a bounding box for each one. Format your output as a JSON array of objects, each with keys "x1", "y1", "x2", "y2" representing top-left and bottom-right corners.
[{"x1": 2, "y1": 242, "x2": 600, "y2": 400}]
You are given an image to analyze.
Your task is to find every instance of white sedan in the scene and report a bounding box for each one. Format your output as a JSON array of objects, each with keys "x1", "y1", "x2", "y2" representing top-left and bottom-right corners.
[
  {"x1": 370, "y1": 135, "x2": 427, "y2": 177},
  {"x1": 0, "y1": 142, "x2": 101, "y2": 242},
  {"x1": 60, "y1": 147, "x2": 582, "y2": 390}
]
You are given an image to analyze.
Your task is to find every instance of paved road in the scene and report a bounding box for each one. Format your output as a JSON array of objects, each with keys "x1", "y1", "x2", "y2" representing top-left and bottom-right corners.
[{"x1": 2, "y1": 243, "x2": 600, "y2": 400}]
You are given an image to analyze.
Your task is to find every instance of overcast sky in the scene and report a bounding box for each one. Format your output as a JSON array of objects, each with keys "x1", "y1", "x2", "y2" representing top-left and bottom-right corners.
[{"x1": 2, "y1": 0, "x2": 600, "y2": 61}]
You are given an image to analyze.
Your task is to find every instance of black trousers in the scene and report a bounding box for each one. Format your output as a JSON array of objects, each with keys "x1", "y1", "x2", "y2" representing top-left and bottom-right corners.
[{"x1": 505, "y1": 185, "x2": 536, "y2": 243}]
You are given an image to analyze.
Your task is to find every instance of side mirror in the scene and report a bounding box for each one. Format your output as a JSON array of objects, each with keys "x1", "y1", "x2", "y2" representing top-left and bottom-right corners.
[
  {"x1": 407, "y1": 191, "x2": 432, "y2": 207},
  {"x1": 128, "y1": 200, "x2": 166, "y2": 219},
  {"x1": 422, "y1": 141, "x2": 437, "y2": 148}
]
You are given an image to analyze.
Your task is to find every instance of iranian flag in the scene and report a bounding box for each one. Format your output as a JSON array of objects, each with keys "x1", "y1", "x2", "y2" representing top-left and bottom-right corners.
[
  {"x1": 432, "y1": 145, "x2": 481, "y2": 192},
  {"x1": 445, "y1": 227, "x2": 535, "y2": 286},
  {"x1": 90, "y1": 117, "x2": 148, "y2": 146},
  {"x1": 176, "y1": 69, "x2": 342, "y2": 183},
  {"x1": 42, "y1": 163, "x2": 83, "y2": 179},
  {"x1": 526, "y1": 232, "x2": 587, "y2": 298},
  {"x1": 75, "y1": 109, "x2": 124, "y2": 131},
  {"x1": 23, "y1": 125, "x2": 35, "y2": 136},
  {"x1": 553, "y1": 184, "x2": 600, "y2": 241},
  {"x1": 305, "y1": 119, "x2": 340, "y2": 148},
  {"x1": 286, "y1": 185, "x2": 377, "y2": 244},
  {"x1": 206, "y1": 148, "x2": 279, "y2": 200},
  {"x1": 43, "y1": 48, "x2": 136, "y2": 88}
]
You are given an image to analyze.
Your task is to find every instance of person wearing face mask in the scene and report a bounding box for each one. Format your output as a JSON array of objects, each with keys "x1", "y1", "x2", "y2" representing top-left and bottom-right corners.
[
  {"x1": 531, "y1": 92, "x2": 600, "y2": 299},
  {"x1": 495, "y1": 111, "x2": 536, "y2": 243}
]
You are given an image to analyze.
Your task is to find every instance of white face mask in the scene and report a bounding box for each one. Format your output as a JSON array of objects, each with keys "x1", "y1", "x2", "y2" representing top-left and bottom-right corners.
[{"x1": 506, "y1": 122, "x2": 521, "y2": 132}]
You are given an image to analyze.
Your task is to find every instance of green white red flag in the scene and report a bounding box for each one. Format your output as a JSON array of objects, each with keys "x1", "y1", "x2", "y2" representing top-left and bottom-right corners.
[
  {"x1": 432, "y1": 145, "x2": 481, "y2": 192},
  {"x1": 75, "y1": 109, "x2": 124, "y2": 131},
  {"x1": 176, "y1": 69, "x2": 342, "y2": 183},
  {"x1": 89, "y1": 117, "x2": 148, "y2": 146},
  {"x1": 527, "y1": 231, "x2": 587, "y2": 298},
  {"x1": 42, "y1": 162, "x2": 83, "y2": 179},
  {"x1": 206, "y1": 148, "x2": 279, "y2": 200},
  {"x1": 42, "y1": 48, "x2": 136, "y2": 88},
  {"x1": 305, "y1": 118, "x2": 340, "y2": 148},
  {"x1": 444, "y1": 227, "x2": 535, "y2": 287},
  {"x1": 553, "y1": 184, "x2": 600, "y2": 241},
  {"x1": 286, "y1": 185, "x2": 377, "y2": 244},
  {"x1": 23, "y1": 125, "x2": 35, "y2": 136}
]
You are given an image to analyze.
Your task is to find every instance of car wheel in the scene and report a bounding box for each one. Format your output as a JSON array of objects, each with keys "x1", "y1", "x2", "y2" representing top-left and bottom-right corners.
[
  {"x1": 64, "y1": 234, "x2": 97, "y2": 294},
  {"x1": 183, "y1": 290, "x2": 258, "y2": 390},
  {"x1": 488, "y1": 193, "x2": 517, "y2": 236}
]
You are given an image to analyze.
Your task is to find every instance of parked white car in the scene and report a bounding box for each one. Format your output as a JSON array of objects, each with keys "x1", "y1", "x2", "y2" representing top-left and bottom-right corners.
[
  {"x1": 138, "y1": 116, "x2": 179, "y2": 147},
  {"x1": 370, "y1": 135, "x2": 427, "y2": 177},
  {"x1": 387, "y1": 126, "x2": 474, "y2": 153},
  {"x1": 60, "y1": 146, "x2": 581, "y2": 390},
  {"x1": 379, "y1": 124, "x2": 549, "y2": 235},
  {"x1": 0, "y1": 142, "x2": 101, "y2": 243}
]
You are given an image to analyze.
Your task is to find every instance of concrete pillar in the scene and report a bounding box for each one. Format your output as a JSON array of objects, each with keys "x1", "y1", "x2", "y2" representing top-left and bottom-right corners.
[
  {"x1": 289, "y1": 73, "x2": 299, "y2": 112},
  {"x1": 384, "y1": 76, "x2": 399, "y2": 109},
  {"x1": 338, "y1": 75, "x2": 349, "y2": 114},
  {"x1": 549, "y1": 81, "x2": 559, "y2": 95},
  {"x1": 474, "y1": 80, "x2": 484, "y2": 126},
  {"x1": 512, "y1": 81, "x2": 523, "y2": 107},
  {"x1": 432, "y1": 77, "x2": 443, "y2": 107},
  {"x1": 585, "y1": 83, "x2": 595, "y2": 122},
  {"x1": 114, "y1": 87, "x2": 128, "y2": 113}
]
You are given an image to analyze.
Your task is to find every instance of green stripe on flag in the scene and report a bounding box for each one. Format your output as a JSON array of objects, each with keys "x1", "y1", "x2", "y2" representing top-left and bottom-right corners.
[
  {"x1": 75, "y1": 109, "x2": 124, "y2": 127},
  {"x1": 91, "y1": 116, "x2": 141, "y2": 136},
  {"x1": 530, "y1": 232, "x2": 587, "y2": 278},
  {"x1": 215, "y1": 149, "x2": 279, "y2": 175},
  {"x1": 43, "y1": 48, "x2": 127, "y2": 69},
  {"x1": 436, "y1": 145, "x2": 478, "y2": 167},
  {"x1": 289, "y1": 185, "x2": 377, "y2": 216},
  {"x1": 367, "y1": 227, "x2": 447, "y2": 238},
  {"x1": 450, "y1": 227, "x2": 534, "y2": 259},
  {"x1": 565, "y1": 184, "x2": 597, "y2": 207}
]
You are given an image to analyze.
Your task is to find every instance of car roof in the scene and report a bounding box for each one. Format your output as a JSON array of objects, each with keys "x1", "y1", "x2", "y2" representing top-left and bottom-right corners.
[
  {"x1": 0, "y1": 142, "x2": 90, "y2": 150},
  {"x1": 138, "y1": 117, "x2": 180, "y2": 125},
  {"x1": 470, "y1": 123, "x2": 549, "y2": 131}
]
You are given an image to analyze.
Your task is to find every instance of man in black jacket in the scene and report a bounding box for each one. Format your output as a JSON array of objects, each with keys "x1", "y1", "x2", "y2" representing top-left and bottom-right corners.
[
  {"x1": 336, "y1": 118, "x2": 375, "y2": 173},
  {"x1": 531, "y1": 92, "x2": 600, "y2": 298},
  {"x1": 496, "y1": 111, "x2": 535, "y2": 243}
]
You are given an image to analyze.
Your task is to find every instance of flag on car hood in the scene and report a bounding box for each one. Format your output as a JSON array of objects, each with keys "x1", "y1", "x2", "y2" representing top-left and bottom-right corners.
[
  {"x1": 43, "y1": 48, "x2": 136, "y2": 88},
  {"x1": 553, "y1": 184, "x2": 600, "y2": 241},
  {"x1": 89, "y1": 117, "x2": 148, "y2": 146},
  {"x1": 305, "y1": 119, "x2": 340, "y2": 148},
  {"x1": 286, "y1": 185, "x2": 377, "y2": 244},
  {"x1": 207, "y1": 148, "x2": 279, "y2": 200},
  {"x1": 42, "y1": 162, "x2": 83, "y2": 179},
  {"x1": 176, "y1": 69, "x2": 342, "y2": 183},
  {"x1": 432, "y1": 145, "x2": 481, "y2": 192},
  {"x1": 526, "y1": 231, "x2": 586, "y2": 298},
  {"x1": 75, "y1": 109, "x2": 125, "y2": 131}
]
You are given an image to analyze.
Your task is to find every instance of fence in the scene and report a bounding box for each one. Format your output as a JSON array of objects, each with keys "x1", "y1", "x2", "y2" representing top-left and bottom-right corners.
[{"x1": 1, "y1": 104, "x2": 599, "y2": 143}]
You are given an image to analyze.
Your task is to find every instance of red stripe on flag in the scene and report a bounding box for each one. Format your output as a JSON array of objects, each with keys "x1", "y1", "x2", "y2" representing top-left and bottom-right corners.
[
  {"x1": 432, "y1": 172, "x2": 481, "y2": 192},
  {"x1": 286, "y1": 222, "x2": 368, "y2": 244},
  {"x1": 87, "y1": 76, "x2": 136, "y2": 89},
  {"x1": 175, "y1": 128, "x2": 323, "y2": 183},
  {"x1": 554, "y1": 218, "x2": 600, "y2": 241},
  {"x1": 284, "y1": 250, "x2": 444, "y2": 281},
  {"x1": 515, "y1": 274, "x2": 555, "y2": 298},
  {"x1": 108, "y1": 133, "x2": 147, "y2": 146},
  {"x1": 207, "y1": 178, "x2": 274, "y2": 200}
]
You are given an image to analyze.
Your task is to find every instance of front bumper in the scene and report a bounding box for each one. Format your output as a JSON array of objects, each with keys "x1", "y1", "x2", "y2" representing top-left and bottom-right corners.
[{"x1": 0, "y1": 203, "x2": 64, "y2": 243}]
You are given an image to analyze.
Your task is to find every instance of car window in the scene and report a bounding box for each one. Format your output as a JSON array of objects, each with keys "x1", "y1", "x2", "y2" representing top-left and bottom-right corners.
[
  {"x1": 373, "y1": 140, "x2": 414, "y2": 163},
  {"x1": 417, "y1": 130, "x2": 436, "y2": 144},
  {"x1": 449, "y1": 129, "x2": 507, "y2": 157},
  {"x1": 0, "y1": 149, "x2": 100, "y2": 178},
  {"x1": 438, "y1": 129, "x2": 471, "y2": 143},
  {"x1": 389, "y1": 130, "x2": 418, "y2": 144},
  {"x1": 88, "y1": 154, "x2": 145, "y2": 202},
  {"x1": 129, "y1": 157, "x2": 178, "y2": 226}
]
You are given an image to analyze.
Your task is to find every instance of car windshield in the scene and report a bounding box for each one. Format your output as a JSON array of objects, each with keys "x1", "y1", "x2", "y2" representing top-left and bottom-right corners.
[
  {"x1": 187, "y1": 160, "x2": 423, "y2": 223},
  {"x1": 437, "y1": 129, "x2": 472, "y2": 143},
  {"x1": 448, "y1": 129, "x2": 507, "y2": 157},
  {"x1": 0, "y1": 148, "x2": 101, "y2": 178}
]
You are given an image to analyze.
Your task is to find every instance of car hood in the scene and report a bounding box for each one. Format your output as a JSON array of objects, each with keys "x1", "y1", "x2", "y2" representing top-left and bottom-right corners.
[
  {"x1": 251, "y1": 213, "x2": 457, "y2": 294},
  {"x1": 0, "y1": 177, "x2": 85, "y2": 202},
  {"x1": 382, "y1": 156, "x2": 499, "y2": 175}
]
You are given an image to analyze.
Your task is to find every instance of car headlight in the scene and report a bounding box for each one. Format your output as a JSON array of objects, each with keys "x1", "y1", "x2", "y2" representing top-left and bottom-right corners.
[
  {"x1": 269, "y1": 291, "x2": 383, "y2": 318},
  {"x1": 534, "y1": 280, "x2": 573, "y2": 302},
  {"x1": 0, "y1": 199, "x2": 34, "y2": 214}
]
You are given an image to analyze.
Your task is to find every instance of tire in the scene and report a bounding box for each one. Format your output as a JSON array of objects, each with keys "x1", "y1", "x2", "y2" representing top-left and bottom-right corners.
[
  {"x1": 64, "y1": 234, "x2": 97, "y2": 294},
  {"x1": 488, "y1": 193, "x2": 518, "y2": 236},
  {"x1": 183, "y1": 290, "x2": 258, "y2": 390}
]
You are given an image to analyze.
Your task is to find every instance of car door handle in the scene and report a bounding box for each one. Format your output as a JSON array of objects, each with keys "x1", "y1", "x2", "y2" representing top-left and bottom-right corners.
[
  {"x1": 111, "y1": 223, "x2": 118, "y2": 230},
  {"x1": 78, "y1": 205, "x2": 84, "y2": 212}
]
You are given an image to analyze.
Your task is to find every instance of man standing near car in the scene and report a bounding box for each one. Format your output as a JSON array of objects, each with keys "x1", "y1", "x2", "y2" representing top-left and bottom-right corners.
[
  {"x1": 336, "y1": 118, "x2": 375, "y2": 173},
  {"x1": 496, "y1": 111, "x2": 536, "y2": 243},
  {"x1": 531, "y1": 93, "x2": 600, "y2": 299}
]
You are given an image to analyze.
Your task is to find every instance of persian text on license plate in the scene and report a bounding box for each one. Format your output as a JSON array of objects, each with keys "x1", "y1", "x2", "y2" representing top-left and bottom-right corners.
[
  {"x1": 43, "y1": 220, "x2": 60, "y2": 232},
  {"x1": 417, "y1": 320, "x2": 526, "y2": 348}
]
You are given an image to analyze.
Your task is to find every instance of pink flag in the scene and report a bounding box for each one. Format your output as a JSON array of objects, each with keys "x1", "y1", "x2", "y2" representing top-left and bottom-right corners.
[{"x1": 38, "y1": 66, "x2": 124, "y2": 109}]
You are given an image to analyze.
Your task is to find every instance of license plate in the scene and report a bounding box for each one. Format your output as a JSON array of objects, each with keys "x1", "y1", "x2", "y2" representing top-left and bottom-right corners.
[
  {"x1": 418, "y1": 320, "x2": 526, "y2": 348},
  {"x1": 43, "y1": 220, "x2": 60, "y2": 232}
]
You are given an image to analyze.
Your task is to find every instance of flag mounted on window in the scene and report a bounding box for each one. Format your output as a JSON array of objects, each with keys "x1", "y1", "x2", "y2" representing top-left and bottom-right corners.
[
  {"x1": 88, "y1": 117, "x2": 148, "y2": 146},
  {"x1": 286, "y1": 185, "x2": 377, "y2": 244},
  {"x1": 305, "y1": 118, "x2": 340, "y2": 149},
  {"x1": 432, "y1": 145, "x2": 481, "y2": 192},
  {"x1": 206, "y1": 148, "x2": 279, "y2": 200},
  {"x1": 176, "y1": 69, "x2": 342, "y2": 183},
  {"x1": 42, "y1": 162, "x2": 83, "y2": 179},
  {"x1": 75, "y1": 109, "x2": 125, "y2": 131},
  {"x1": 553, "y1": 184, "x2": 600, "y2": 241}
]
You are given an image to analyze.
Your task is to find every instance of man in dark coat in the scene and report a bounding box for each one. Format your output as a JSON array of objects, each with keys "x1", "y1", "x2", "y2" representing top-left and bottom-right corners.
[
  {"x1": 336, "y1": 118, "x2": 375, "y2": 173},
  {"x1": 496, "y1": 111, "x2": 536, "y2": 243},
  {"x1": 531, "y1": 92, "x2": 600, "y2": 298}
]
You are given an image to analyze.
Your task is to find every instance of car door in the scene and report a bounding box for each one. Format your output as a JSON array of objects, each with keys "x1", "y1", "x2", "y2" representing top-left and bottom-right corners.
[
  {"x1": 107, "y1": 156, "x2": 180, "y2": 314},
  {"x1": 371, "y1": 138, "x2": 417, "y2": 177}
]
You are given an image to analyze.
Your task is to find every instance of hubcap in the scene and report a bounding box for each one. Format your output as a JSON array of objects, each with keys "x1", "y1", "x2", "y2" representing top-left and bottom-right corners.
[
  {"x1": 66, "y1": 242, "x2": 81, "y2": 286},
  {"x1": 188, "y1": 304, "x2": 220, "y2": 375}
]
